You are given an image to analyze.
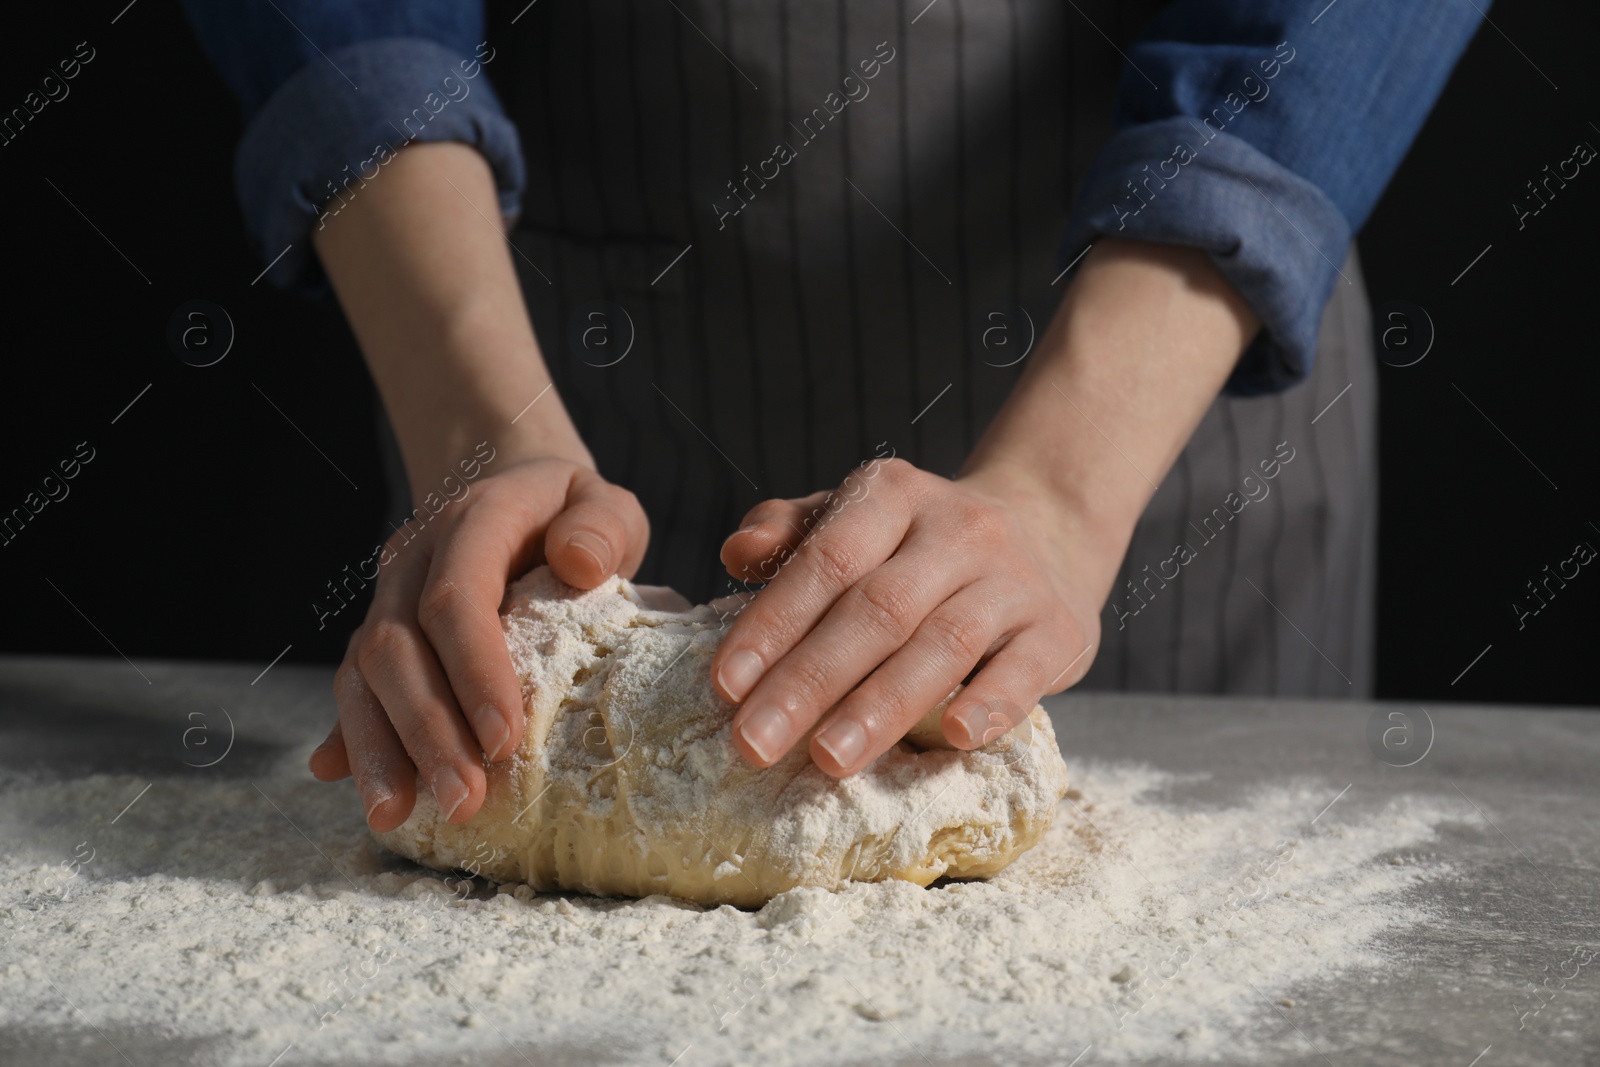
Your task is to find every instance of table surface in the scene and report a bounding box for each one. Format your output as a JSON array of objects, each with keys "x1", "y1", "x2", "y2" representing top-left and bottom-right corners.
[{"x1": 1, "y1": 653, "x2": 1596, "y2": 1067}]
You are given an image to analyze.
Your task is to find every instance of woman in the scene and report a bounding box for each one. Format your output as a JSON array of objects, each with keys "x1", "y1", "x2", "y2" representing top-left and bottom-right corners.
[{"x1": 183, "y1": 0, "x2": 1485, "y2": 828}]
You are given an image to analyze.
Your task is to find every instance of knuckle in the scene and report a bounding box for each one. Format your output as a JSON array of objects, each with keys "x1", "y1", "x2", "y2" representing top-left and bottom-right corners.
[
  {"x1": 359, "y1": 621, "x2": 413, "y2": 676},
  {"x1": 1029, "y1": 639, "x2": 1062, "y2": 680},
  {"x1": 850, "y1": 673, "x2": 921, "y2": 729},
  {"x1": 614, "y1": 486, "x2": 645, "y2": 523},
  {"x1": 415, "y1": 578, "x2": 464, "y2": 634},
  {"x1": 470, "y1": 473, "x2": 512, "y2": 504},
  {"x1": 976, "y1": 574, "x2": 1015, "y2": 612},
  {"x1": 731, "y1": 599, "x2": 802, "y2": 655},
  {"x1": 443, "y1": 494, "x2": 481, "y2": 532},
  {"x1": 585, "y1": 484, "x2": 629, "y2": 522},
  {"x1": 852, "y1": 575, "x2": 919, "y2": 644},
  {"x1": 332, "y1": 658, "x2": 363, "y2": 703},
  {"x1": 879, "y1": 458, "x2": 924, "y2": 501},
  {"x1": 924, "y1": 607, "x2": 990, "y2": 663},
  {"x1": 1009, "y1": 649, "x2": 1052, "y2": 695},
  {"x1": 395, "y1": 714, "x2": 444, "y2": 769},
  {"x1": 879, "y1": 457, "x2": 916, "y2": 484},
  {"x1": 746, "y1": 497, "x2": 791, "y2": 524},
  {"x1": 460, "y1": 479, "x2": 514, "y2": 523},
  {"x1": 775, "y1": 653, "x2": 840, "y2": 710},
  {"x1": 958, "y1": 503, "x2": 1006, "y2": 546},
  {"x1": 1050, "y1": 603, "x2": 1089, "y2": 651},
  {"x1": 807, "y1": 534, "x2": 861, "y2": 587}
]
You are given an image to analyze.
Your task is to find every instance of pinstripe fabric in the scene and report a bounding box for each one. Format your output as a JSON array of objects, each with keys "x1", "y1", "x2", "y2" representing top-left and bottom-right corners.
[
  {"x1": 447, "y1": 0, "x2": 1377, "y2": 698},
  {"x1": 1082, "y1": 246, "x2": 1377, "y2": 698}
]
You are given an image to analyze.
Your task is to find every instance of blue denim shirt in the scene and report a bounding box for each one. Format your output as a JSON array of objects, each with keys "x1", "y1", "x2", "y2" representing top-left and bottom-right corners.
[
  {"x1": 1060, "y1": 1, "x2": 1486, "y2": 393},
  {"x1": 182, "y1": 0, "x2": 1485, "y2": 394}
]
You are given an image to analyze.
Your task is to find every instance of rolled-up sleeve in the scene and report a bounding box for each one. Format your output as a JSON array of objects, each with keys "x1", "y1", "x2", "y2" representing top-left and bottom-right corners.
[
  {"x1": 182, "y1": 1, "x2": 525, "y2": 293},
  {"x1": 1058, "y1": 1, "x2": 1487, "y2": 394}
]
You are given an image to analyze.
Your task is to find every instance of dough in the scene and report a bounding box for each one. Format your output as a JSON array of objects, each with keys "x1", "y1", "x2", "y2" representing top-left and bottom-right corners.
[{"x1": 374, "y1": 567, "x2": 1070, "y2": 906}]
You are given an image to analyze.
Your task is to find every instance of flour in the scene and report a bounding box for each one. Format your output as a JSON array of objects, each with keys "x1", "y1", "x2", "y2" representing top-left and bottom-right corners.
[{"x1": 0, "y1": 758, "x2": 1467, "y2": 1065}]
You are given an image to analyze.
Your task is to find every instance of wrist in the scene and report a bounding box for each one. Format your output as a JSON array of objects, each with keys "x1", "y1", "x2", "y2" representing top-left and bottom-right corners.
[
  {"x1": 958, "y1": 456, "x2": 1132, "y2": 606},
  {"x1": 392, "y1": 309, "x2": 594, "y2": 492},
  {"x1": 402, "y1": 418, "x2": 592, "y2": 500},
  {"x1": 396, "y1": 380, "x2": 594, "y2": 498},
  {"x1": 957, "y1": 237, "x2": 1260, "y2": 608}
]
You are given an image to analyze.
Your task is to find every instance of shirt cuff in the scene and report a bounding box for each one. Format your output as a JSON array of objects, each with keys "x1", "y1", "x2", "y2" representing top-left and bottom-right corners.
[
  {"x1": 1058, "y1": 117, "x2": 1352, "y2": 396},
  {"x1": 234, "y1": 36, "x2": 526, "y2": 294}
]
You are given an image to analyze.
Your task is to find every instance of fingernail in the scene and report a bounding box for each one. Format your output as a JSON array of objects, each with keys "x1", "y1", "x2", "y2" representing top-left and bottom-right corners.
[
  {"x1": 431, "y1": 765, "x2": 470, "y2": 821},
  {"x1": 738, "y1": 706, "x2": 791, "y2": 764},
  {"x1": 717, "y1": 648, "x2": 765, "y2": 703},
  {"x1": 471, "y1": 704, "x2": 510, "y2": 760},
  {"x1": 363, "y1": 786, "x2": 396, "y2": 825},
  {"x1": 721, "y1": 523, "x2": 762, "y2": 552},
  {"x1": 566, "y1": 530, "x2": 611, "y2": 575},
  {"x1": 950, "y1": 704, "x2": 987, "y2": 748},
  {"x1": 815, "y1": 718, "x2": 868, "y2": 769}
]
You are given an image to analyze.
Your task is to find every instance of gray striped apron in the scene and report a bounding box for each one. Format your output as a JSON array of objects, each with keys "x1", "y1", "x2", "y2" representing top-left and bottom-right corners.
[{"x1": 380, "y1": 0, "x2": 1377, "y2": 699}]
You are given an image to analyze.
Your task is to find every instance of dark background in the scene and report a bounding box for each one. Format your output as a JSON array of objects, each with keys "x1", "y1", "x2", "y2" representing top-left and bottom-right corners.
[{"x1": 0, "y1": 2, "x2": 1593, "y2": 706}]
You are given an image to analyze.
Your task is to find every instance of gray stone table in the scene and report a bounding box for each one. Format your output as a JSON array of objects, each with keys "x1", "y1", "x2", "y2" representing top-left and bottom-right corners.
[{"x1": 0, "y1": 654, "x2": 1595, "y2": 1066}]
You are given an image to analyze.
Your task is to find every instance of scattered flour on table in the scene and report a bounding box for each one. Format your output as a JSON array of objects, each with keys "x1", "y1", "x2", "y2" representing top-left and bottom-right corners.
[{"x1": 0, "y1": 762, "x2": 1469, "y2": 1065}]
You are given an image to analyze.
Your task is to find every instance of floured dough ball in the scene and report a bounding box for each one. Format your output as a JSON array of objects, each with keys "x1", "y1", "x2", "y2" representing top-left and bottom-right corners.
[{"x1": 373, "y1": 566, "x2": 1069, "y2": 906}]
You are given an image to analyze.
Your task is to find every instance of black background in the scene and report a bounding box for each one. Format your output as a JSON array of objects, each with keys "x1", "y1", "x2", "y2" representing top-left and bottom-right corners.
[{"x1": 0, "y1": 2, "x2": 1593, "y2": 706}]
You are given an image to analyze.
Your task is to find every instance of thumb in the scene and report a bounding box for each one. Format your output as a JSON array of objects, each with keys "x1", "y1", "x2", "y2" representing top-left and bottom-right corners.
[
  {"x1": 720, "y1": 490, "x2": 832, "y2": 583},
  {"x1": 543, "y1": 470, "x2": 650, "y2": 589}
]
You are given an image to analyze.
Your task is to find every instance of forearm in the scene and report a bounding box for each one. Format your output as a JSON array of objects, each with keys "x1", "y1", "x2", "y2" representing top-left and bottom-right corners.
[
  {"x1": 312, "y1": 141, "x2": 589, "y2": 492},
  {"x1": 962, "y1": 238, "x2": 1260, "y2": 602}
]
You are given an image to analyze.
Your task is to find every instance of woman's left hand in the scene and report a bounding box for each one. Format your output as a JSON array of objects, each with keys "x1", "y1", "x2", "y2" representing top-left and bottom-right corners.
[{"x1": 710, "y1": 456, "x2": 1109, "y2": 777}]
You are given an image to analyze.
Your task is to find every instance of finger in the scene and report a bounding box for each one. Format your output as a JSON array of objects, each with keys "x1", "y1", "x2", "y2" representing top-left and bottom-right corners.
[
  {"x1": 713, "y1": 460, "x2": 918, "y2": 710},
  {"x1": 419, "y1": 501, "x2": 554, "y2": 762},
  {"x1": 360, "y1": 554, "x2": 488, "y2": 824},
  {"x1": 809, "y1": 585, "x2": 1008, "y2": 776},
  {"x1": 330, "y1": 629, "x2": 418, "y2": 831},
  {"x1": 726, "y1": 549, "x2": 967, "y2": 767},
  {"x1": 937, "y1": 630, "x2": 1074, "y2": 750},
  {"x1": 544, "y1": 469, "x2": 650, "y2": 588},
  {"x1": 308, "y1": 720, "x2": 352, "y2": 781},
  {"x1": 719, "y1": 491, "x2": 831, "y2": 583}
]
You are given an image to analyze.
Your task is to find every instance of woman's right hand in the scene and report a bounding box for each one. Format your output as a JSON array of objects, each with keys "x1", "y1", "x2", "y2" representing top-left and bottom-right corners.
[{"x1": 306, "y1": 457, "x2": 649, "y2": 831}]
